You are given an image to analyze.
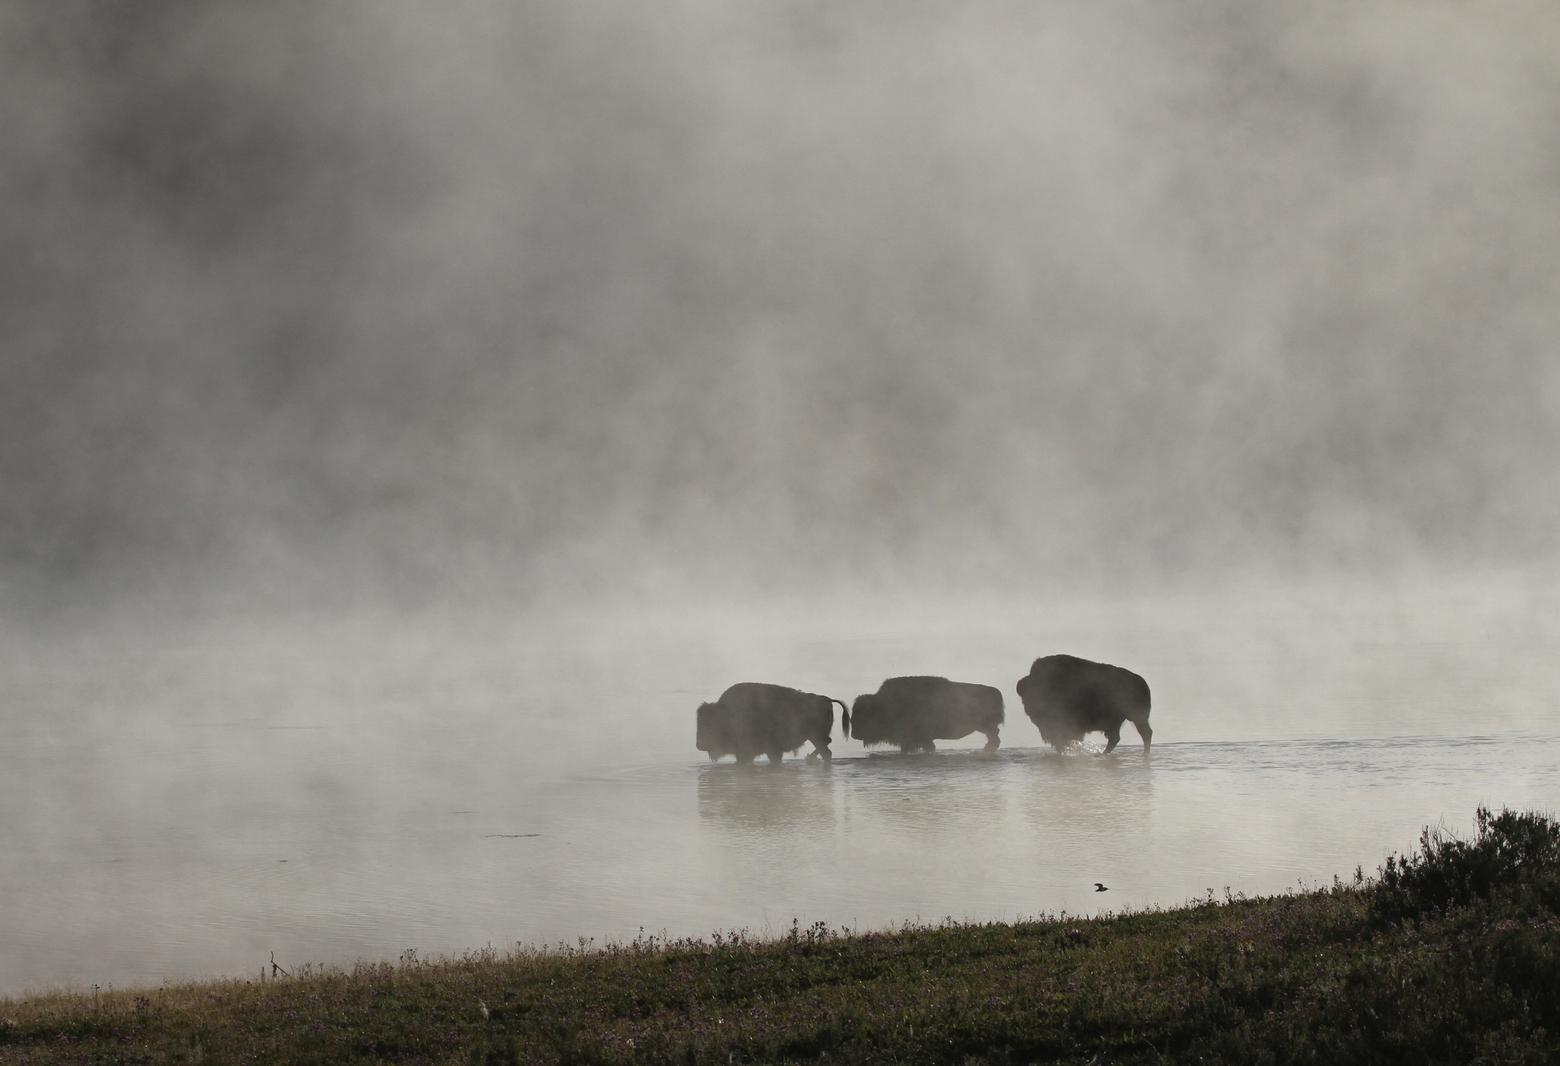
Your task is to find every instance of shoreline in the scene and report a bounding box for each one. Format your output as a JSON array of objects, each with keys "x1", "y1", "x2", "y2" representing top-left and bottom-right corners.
[{"x1": 3, "y1": 807, "x2": 1557, "y2": 1064}]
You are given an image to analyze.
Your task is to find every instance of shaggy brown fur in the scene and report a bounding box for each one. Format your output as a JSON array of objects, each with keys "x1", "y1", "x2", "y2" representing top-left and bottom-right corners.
[
  {"x1": 695, "y1": 682, "x2": 846, "y2": 764},
  {"x1": 1016, "y1": 654, "x2": 1152, "y2": 753},
  {"x1": 849, "y1": 676, "x2": 1004, "y2": 754}
]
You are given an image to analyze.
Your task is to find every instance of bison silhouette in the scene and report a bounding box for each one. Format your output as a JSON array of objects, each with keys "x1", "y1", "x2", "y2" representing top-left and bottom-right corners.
[
  {"x1": 695, "y1": 682, "x2": 847, "y2": 765},
  {"x1": 849, "y1": 675, "x2": 1004, "y2": 754},
  {"x1": 1016, "y1": 654, "x2": 1152, "y2": 753}
]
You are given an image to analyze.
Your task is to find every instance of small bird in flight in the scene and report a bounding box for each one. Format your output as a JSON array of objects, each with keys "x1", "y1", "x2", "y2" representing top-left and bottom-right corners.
[{"x1": 1094, "y1": 882, "x2": 1109, "y2": 892}]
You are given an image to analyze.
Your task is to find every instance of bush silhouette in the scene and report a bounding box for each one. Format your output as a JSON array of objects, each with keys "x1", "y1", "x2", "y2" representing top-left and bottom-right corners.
[{"x1": 1372, "y1": 805, "x2": 1560, "y2": 925}]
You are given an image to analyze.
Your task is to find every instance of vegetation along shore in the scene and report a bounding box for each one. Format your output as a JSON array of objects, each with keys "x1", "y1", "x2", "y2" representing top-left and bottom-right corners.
[{"x1": 2, "y1": 806, "x2": 1556, "y2": 1064}]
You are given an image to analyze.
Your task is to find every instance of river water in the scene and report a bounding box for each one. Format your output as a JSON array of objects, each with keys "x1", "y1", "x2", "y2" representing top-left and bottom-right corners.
[{"x1": 4, "y1": 577, "x2": 1559, "y2": 997}]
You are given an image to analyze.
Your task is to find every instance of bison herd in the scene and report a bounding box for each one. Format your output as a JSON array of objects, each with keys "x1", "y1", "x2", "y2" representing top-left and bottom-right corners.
[{"x1": 695, "y1": 654, "x2": 1152, "y2": 764}]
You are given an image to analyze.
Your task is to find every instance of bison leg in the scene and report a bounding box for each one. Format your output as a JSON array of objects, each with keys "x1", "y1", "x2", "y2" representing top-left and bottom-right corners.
[
  {"x1": 811, "y1": 741, "x2": 832, "y2": 762},
  {"x1": 1102, "y1": 726, "x2": 1121, "y2": 754},
  {"x1": 736, "y1": 752, "x2": 755, "y2": 765},
  {"x1": 982, "y1": 729, "x2": 1000, "y2": 753},
  {"x1": 1135, "y1": 720, "x2": 1153, "y2": 752},
  {"x1": 922, "y1": 740, "x2": 936, "y2": 753},
  {"x1": 767, "y1": 750, "x2": 784, "y2": 765}
]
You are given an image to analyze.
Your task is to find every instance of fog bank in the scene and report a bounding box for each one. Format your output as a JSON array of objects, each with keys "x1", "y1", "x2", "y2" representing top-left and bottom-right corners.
[{"x1": 5, "y1": 2, "x2": 1559, "y2": 615}]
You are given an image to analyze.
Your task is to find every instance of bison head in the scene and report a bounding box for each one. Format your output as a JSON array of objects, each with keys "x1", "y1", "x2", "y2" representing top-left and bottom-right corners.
[
  {"x1": 1016, "y1": 675, "x2": 1083, "y2": 749},
  {"x1": 695, "y1": 702, "x2": 728, "y2": 757},
  {"x1": 847, "y1": 693, "x2": 891, "y2": 746}
]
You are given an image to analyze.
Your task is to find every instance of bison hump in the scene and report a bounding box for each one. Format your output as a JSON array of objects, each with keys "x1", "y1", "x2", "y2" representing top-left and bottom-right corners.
[
  {"x1": 719, "y1": 681, "x2": 802, "y2": 702},
  {"x1": 877, "y1": 675, "x2": 951, "y2": 694}
]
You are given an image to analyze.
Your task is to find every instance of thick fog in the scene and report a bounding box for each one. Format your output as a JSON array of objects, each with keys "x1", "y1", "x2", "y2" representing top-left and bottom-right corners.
[
  {"x1": 5, "y1": 1, "x2": 1560, "y2": 618},
  {"x1": 11, "y1": 5, "x2": 1560, "y2": 999}
]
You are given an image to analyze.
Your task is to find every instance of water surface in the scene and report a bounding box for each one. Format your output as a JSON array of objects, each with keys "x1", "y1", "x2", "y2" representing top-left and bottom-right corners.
[{"x1": 4, "y1": 580, "x2": 1558, "y2": 997}]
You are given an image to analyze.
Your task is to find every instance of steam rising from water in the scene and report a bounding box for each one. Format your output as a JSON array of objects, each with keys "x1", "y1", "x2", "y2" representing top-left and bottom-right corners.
[
  {"x1": 5, "y1": 3, "x2": 1559, "y2": 615},
  {"x1": 7, "y1": 3, "x2": 1560, "y2": 1000}
]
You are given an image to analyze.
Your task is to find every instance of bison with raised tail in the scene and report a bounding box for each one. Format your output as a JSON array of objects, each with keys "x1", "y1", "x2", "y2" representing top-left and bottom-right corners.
[
  {"x1": 849, "y1": 676, "x2": 1004, "y2": 754},
  {"x1": 695, "y1": 682, "x2": 848, "y2": 764},
  {"x1": 1017, "y1": 654, "x2": 1152, "y2": 753}
]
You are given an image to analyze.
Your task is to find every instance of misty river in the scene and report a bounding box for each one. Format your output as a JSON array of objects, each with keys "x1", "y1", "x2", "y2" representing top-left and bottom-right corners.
[{"x1": 4, "y1": 578, "x2": 1559, "y2": 998}]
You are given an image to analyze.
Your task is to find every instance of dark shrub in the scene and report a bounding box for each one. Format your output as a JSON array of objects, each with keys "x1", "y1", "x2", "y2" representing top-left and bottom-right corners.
[{"x1": 1372, "y1": 806, "x2": 1560, "y2": 926}]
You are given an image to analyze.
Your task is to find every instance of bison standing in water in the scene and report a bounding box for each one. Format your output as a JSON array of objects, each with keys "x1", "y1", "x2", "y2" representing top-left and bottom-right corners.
[
  {"x1": 1016, "y1": 654, "x2": 1152, "y2": 753},
  {"x1": 849, "y1": 676, "x2": 1004, "y2": 754},
  {"x1": 695, "y1": 682, "x2": 848, "y2": 764}
]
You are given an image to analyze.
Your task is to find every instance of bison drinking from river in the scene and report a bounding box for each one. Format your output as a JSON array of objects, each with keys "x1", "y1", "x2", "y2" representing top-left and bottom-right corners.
[
  {"x1": 1016, "y1": 654, "x2": 1152, "y2": 753},
  {"x1": 849, "y1": 676, "x2": 1004, "y2": 754},
  {"x1": 695, "y1": 682, "x2": 848, "y2": 764}
]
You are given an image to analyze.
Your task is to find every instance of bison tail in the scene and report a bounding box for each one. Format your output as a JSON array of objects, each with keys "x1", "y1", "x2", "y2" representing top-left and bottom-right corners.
[{"x1": 830, "y1": 698, "x2": 851, "y2": 739}]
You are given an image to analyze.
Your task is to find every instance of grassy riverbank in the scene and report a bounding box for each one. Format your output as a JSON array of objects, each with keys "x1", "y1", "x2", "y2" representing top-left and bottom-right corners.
[{"x1": 3, "y1": 807, "x2": 1556, "y2": 1065}]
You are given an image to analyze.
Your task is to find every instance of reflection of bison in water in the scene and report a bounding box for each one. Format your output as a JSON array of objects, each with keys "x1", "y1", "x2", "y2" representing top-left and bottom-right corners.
[
  {"x1": 849, "y1": 676, "x2": 1004, "y2": 754},
  {"x1": 1017, "y1": 654, "x2": 1152, "y2": 753},
  {"x1": 695, "y1": 682, "x2": 847, "y2": 764}
]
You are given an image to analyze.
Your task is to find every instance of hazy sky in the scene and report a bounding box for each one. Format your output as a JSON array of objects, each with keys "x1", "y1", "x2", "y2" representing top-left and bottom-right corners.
[{"x1": 5, "y1": 1, "x2": 1559, "y2": 613}]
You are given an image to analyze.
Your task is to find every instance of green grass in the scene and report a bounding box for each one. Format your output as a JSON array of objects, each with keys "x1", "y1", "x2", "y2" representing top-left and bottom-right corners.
[{"x1": 3, "y1": 807, "x2": 1557, "y2": 1064}]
